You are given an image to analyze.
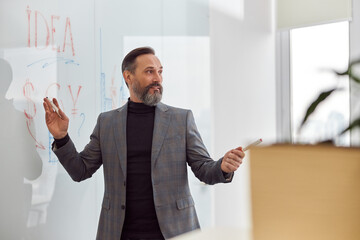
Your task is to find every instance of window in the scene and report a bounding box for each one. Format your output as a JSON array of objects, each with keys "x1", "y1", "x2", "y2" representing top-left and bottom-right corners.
[{"x1": 290, "y1": 22, "x2": 350, "y2": 145}]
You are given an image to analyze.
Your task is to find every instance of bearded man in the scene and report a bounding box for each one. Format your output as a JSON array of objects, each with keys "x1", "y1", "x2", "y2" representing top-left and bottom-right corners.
[{"x1": 43, "y1": 47, "x2": 244, "y2": 240}]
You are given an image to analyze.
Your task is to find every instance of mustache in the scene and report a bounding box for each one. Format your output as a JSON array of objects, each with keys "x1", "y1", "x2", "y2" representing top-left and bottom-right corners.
[
  {"x1": 145, "y1": 83, "x2": 163, "y2": 92},
  {"x1": 147, "y1": 83, "x2": 162, "y2": 88}
]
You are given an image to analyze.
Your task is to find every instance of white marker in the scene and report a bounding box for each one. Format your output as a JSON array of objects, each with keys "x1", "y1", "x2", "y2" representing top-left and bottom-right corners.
[
  {"x1": 243, "y1": 138, "x2": 263, "y2": 151},
  {"x1": 47, "y1": 97, "x2": 62, "y2": 118}
]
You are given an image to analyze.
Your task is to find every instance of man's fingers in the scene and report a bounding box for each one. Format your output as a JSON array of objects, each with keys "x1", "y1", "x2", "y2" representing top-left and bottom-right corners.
[
  {"x1": 236, "y1": 146, "x2": 243, "y2": 151},
  {"x1": 222, "y1": 147, "x2": 245, "y2": 173},
  {"x1": 44, "y1": 97, "x2": 67, "y2": 119},
  {"x1": 43, "y1": 100, "x2": 55, "y2": 115},
  {"x1": 224, "y1": 161, "x2": 239, "y2": 172},
  {"x1": 59, "y1": 109, "x2": 68, "y2": 120},
  {"x1": 44, "y1": 97, "x2": 60, "y2": 110},
  {"x1": 43, "y1": 101, "x2": 49, "y2": 112},
  {"x1": 44, "y1": 97, "x2": 53, "y2": 111},
  {"x1": 53, "y1": 98, "x2": 60, "y2": 108},
  {"x1": 231, "y1": 149, "x2": 245, "y2": 158},
  {"x1": 225, "y1": 156, "x2": 241, "y2": 167},
  {"x1": 228, "y1": 151, "x2": 245, "y2": 161}
]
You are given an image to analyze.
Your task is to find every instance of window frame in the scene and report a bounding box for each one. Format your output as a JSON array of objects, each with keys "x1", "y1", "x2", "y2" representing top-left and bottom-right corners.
[{"x1": 276, "y1": 0, "x2": 360, "y2": 146}]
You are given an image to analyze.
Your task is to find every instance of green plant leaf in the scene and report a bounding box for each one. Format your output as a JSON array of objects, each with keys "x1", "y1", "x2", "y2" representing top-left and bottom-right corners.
[
  {"x1": 340, "y1": 117, "x2": 360, "y2": 135},
  {"x1": 349, "y1": 71, "x2": 360, "y2": 84},
  {"x1": 334, "y1": 69, "x2": 349, "y2": 76},
  {"x1": 300, "y1": 88, "x2": 338, "y2": 128},
  {"x1": 334, "y1": 59, "x2": 360, "y2": 84}
]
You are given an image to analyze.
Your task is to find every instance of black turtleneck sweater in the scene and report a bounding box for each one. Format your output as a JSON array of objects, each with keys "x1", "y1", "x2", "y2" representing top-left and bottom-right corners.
[{"x1": 122, "y1": 100, "x2": 163, "y2": 239}]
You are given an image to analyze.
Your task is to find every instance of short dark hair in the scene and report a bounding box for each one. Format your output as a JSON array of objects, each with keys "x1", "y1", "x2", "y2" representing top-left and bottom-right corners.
[{"x1": 121, "y1": 47, "x2": 155, "y2": 73}]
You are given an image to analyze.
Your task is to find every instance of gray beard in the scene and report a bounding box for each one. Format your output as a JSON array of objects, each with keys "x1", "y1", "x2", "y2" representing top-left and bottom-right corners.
[{"x1": 133, "y1": 82, "x2": 163, "y2": 106}]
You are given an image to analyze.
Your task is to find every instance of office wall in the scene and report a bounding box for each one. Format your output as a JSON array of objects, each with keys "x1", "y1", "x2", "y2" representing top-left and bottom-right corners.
[{"x1": 209, "y1": 0, "x2": 277, "y2": 230}]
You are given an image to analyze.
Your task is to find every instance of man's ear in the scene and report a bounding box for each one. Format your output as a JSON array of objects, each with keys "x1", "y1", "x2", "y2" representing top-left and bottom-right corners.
[{"x1": 123, "y1": 70, "x2": 132, "y2": 86}]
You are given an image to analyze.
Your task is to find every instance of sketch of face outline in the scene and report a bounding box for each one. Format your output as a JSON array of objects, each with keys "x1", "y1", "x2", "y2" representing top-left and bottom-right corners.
[{"x1": 0, "y1": 58, "x2": 13, "y2": 102}]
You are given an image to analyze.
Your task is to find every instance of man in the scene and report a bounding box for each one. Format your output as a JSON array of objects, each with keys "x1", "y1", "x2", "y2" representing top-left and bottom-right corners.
[{"x1": 43, "y1": 47, "x2": 244, "y2": 240}]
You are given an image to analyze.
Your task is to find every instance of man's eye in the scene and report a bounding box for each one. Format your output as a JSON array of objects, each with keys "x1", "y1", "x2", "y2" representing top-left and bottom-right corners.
[{"x1": 146, "y1": 70, "x2": 153, "y2": 74}]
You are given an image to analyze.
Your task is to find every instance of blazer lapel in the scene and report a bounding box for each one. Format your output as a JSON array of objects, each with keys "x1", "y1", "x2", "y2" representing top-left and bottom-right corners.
[
  {"x1": 113, "y1": 103, "x2": 128, "y2": 178},
  {"x1": 151, "y1": 102, "x2": 170, "y2": 170}
]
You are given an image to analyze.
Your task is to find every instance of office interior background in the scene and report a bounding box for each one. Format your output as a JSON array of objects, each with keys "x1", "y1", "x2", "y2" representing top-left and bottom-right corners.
[{"x1": 0, "y1": 0, "x2": 359, "y2": 239}]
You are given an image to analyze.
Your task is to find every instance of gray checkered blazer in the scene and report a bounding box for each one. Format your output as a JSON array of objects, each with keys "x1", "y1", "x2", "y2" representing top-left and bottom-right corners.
[{"x1": 54, "y1": 102, "x2": 233, "y2": 239}]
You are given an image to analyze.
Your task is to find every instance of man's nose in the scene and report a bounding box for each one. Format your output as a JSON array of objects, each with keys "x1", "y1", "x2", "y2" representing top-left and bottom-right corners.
[{"x1": 153, "y1": 72, "x2": 162, "y2": 82}]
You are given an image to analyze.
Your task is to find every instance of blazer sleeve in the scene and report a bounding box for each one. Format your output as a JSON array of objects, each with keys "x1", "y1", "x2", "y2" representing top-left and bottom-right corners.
[
  {"x1": 185, "y1": 110, "x2": 233, "y2": 185},
  {"x1": 53, "y1": 114, "x2": 103, "y2": 182}
]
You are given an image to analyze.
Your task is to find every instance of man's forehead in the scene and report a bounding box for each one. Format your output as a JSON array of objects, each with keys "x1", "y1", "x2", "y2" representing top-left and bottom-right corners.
[{"x1": 136, "y1": 54, "x2": 162, "y2": 68}]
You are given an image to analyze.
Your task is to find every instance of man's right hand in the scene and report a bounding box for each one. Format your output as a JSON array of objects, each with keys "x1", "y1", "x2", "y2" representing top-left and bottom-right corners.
[{"x1": 43, "y1": 97, "x2": 69, "y2": 139}]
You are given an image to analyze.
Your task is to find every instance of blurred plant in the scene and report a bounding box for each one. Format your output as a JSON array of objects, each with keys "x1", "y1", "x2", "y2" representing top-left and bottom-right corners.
[{"x1": 300, "y1": 59, "x2": 360, "y2": 138}]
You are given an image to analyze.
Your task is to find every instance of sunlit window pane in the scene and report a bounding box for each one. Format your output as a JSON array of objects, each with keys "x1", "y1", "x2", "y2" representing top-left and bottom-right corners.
[{"x1": 290, "y1": 21, "x2": 350, "y2": 145}]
